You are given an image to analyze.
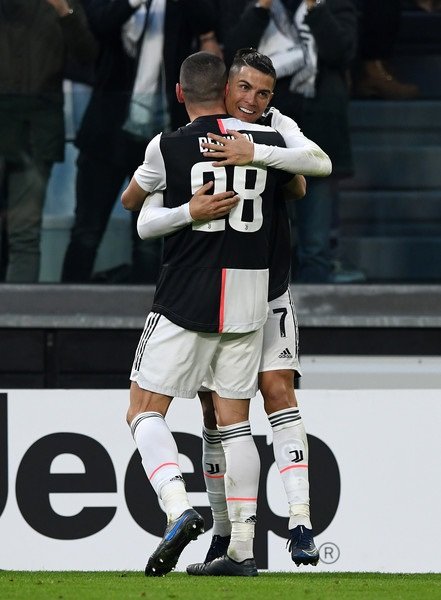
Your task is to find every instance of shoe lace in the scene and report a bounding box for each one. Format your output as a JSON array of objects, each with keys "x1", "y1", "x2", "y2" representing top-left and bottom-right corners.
[{"x1": 286, "y1": 526, "x2": 311, "y2": 552}]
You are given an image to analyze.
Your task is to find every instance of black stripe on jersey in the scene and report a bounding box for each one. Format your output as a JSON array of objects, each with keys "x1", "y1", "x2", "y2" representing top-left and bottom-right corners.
[
  {"x1": 154, "y1": 114, "x2": 287, "y2": 333},
  {"x1": 134, "y1": 312, "x2": 161, "y2": 371},
  {"x1": 260, "y1": 106, "x2": 275, "y2": 127}
]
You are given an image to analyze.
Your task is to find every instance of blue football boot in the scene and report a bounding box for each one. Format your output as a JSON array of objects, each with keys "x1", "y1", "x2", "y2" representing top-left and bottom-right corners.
[
  {"x1": 145, "y1": 508, "x2": 204, "y2": 576},
  {"x1": 287, "y1": 525, "x2": 319, "y2": 566}
]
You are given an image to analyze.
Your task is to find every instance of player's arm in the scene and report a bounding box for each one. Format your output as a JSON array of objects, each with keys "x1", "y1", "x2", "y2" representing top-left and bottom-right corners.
[
  {"x1": 284, "y1": 174, "x2": 306, "y2": 201},
  {"x1": 265, "y1": 108, "x2": 332, "y2": 176},
  {"x1": 121, "y1": 134, "x2": 166, "y2": 212},
  {"x1": 137, "y1": 182, "x2": 240, "y2": 240},
  {"x1": 202, "y1": 128, "x2": 331, "y2": 176},
  {"x1": 121, "y1": 177, "x2": 149, "y2": 211},
  {"x1": 201, "y1": 112, "x2": 332, "y2": 176},
  {"x1": 252, "y1": 134, "x2": 332, "y2": 177},
  {"x1": 137, "y1": 191, "x2": 191, "y2": 239}
]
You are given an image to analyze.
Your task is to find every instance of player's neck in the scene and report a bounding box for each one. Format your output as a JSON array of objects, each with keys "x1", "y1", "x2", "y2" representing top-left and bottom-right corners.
[{"x1": 186, "y1": 102, "x2": 227, "y2": 122}]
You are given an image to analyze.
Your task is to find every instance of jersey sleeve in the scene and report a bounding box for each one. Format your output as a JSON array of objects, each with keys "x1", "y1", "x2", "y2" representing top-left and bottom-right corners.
[
  {"x1": 133, "y1": 134, "x2": 167, "y2": 192},
  {"x1": 253, "y1": 109, "x2": 332, "y2": 177},
  {"x1": 137, "y1": 191, "x2": 193, "y2": 240}
]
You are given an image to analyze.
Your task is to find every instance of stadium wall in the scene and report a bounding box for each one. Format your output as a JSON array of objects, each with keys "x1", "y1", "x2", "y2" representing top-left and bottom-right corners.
[
  {"x1": 1, "y1": 284, "x2": 441, "y2": 388},
  {"x1": 1, "y1": 284, "x2": 440, "y2": 572},
  {"x1": 0, "y1": 389, "x2": 440, "y2": 573}
]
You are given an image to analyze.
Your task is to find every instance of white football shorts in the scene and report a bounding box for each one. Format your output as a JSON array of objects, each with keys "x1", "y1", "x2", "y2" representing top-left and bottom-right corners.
[
  {"x1": 130, "y1": 312, "x2": 263, "y2": 399},
  {"x1": 259, "y1": 288, "x2": 301, "y2": 375}
]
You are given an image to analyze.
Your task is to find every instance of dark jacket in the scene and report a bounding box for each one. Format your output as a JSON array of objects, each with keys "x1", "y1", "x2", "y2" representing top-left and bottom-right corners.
[
  {"x1": 215, "y1": 2, "x2": 271, "y2": 68},
  {"x1": 0, "y1": 0, "x2": 97, "y2": 162},
  {"x1": 217, "y1": 0, "x2": 357, "y2": 177},
  {"x1": 302, "y1": 0, "x2": 357, "y2": 177},
  {"x1": 76, "y1": 0, "x2": 216, "y2": 163}
]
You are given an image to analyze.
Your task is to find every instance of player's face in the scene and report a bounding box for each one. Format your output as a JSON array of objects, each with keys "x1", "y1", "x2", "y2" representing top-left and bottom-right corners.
[{"x1": 226, "y1": 66, "x2": 275, "y2": 123}]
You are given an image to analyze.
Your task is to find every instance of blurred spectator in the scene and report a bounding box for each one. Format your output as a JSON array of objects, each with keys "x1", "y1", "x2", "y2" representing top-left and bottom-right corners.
[
  {"x1": 404, "y1": 0, "x2": 441, "y2": 12},
  {"x1": 0, "y1": 0, "x2": 97, "y2": 283},
  {"x1": 61, "y1": 0, "x2": 220, "y2": 284},
  {"x1": 218, "y1": 0, "x2": 360, "y2": 283},
  {"x1": 353, "y1": 0, "x2": 420, "y2": 99},
  {"x1": 216, "y1": 0, "x2": 305, "y2": 118}
]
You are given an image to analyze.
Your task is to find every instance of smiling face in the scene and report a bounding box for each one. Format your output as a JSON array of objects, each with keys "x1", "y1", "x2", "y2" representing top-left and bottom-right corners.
[{"x1": 225, "y1": 65, "x2": 275, "y2": 123}]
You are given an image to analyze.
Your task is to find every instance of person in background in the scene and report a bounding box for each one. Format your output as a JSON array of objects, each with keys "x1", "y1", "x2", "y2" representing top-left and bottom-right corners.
[
  {"x1": 0, "y1": 0, "x2": 97, "y2": 283},
  {"x1": 353, "y1": 0, "x2": 420, "y2": 100},
  {"x1": 61, "y1": 0, "x2": 221, "y2": 283},
  {"x1": 216, "y1": 2, "x2": 361, "y2": 282},
  {"x1": 410, "y1": 0, "x2": 441, "y2": 10}
]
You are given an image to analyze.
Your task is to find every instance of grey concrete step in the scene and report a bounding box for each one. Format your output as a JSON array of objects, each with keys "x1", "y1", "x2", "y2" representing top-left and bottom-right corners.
[
  {"x1": 348, "y1": 100, "x2": 441, "y2": 130},
  {"x1": 339, "y1": 236, "x2": 441, "y2": 281},
  {"x1": 348, "y1": 100, "x2": 441, "y2": 146},
  {"x1": 2, "y1": 283, "x2": 441, "y2": 328},
  {"x1": 341, "y1": 222, "x2": 441, "y2": 237},
  {"x1": 342, "y1": 145, "x2": 441, "y2": 190},
  {"x1": 389, "y1": 55, "x2": 441, "y2": 99},
  {"x1": 342, "y1": 97, "x2": 441, "y2": 280},
  {"x1": 339, "y1": 190, "x2": 441, "y2": 223}
]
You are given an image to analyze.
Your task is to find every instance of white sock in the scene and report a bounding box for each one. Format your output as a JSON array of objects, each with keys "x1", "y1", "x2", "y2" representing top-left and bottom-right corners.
[
  {"x1": 218, "y1": 421, "x2": 260, "y2": 561},
  {"x1": 268, "y1": 408, "x2": 312, "y2": 530},
  {"x1": 202, "y1": 427, "x2": 231, "y2": 537},
  {"x1": 131, "y1": 412, "x2": 191, "y2": 522},
  {"x1": 230, "y1": 522, "x2": 255, "y2": 563}
]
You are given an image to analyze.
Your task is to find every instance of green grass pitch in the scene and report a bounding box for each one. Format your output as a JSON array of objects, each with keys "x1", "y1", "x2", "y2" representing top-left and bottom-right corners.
[{"x1": 1, "y1": 572, "x2": 440, "y2": 600}]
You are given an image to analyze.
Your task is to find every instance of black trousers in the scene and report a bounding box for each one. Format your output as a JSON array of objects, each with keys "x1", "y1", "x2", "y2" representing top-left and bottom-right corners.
[
  {"x1": 357, "y1": 0, "x2": 402, "y2": 60},
  {"x1": 62, "y1": 144, "x2": 161, "y2": 284}
]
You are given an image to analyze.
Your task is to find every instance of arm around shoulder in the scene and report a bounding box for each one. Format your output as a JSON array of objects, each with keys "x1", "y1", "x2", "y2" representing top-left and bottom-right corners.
[
  {"x1": 253, "y1": 141, "x2": 332, "y2": 176},
  {"x1": 137, "y1": 193, "x2": 193, "y2": 240},
  {"x1": 255, "y1": 108, "x2": 332, "y2": 176}
]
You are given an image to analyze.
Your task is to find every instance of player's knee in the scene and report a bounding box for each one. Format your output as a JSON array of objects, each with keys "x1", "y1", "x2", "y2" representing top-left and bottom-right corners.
[
  {"x1": 127, "y1": 383, "x2": 170, "y2": 426},
  {"x1": 126, "y1": 401, "x2": 146, "y2": 426},
  {"x1": 260, "y1": 371, "x2": 297, "y2": 414}
]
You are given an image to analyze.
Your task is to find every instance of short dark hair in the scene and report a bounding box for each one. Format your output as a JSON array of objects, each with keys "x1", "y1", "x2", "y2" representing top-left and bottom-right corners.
[
  {"x1": 180, "y1": 52, "x2": 228, "y2": 104},
  {"x1": 229, "y1": 48, "x2": 276, "y2": 83}
]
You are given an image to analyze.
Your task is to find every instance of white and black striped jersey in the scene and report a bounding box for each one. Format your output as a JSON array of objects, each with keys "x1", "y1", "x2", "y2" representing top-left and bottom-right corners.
[
  {"x1": 260, "y1": 107, "x2": 292, "y2": 301},
  {"x1": 134, "y1": 114, "x2": 290, "y2": 333}
]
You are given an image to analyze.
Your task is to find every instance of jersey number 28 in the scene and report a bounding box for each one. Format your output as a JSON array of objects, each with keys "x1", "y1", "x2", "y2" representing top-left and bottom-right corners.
[{"x1": 191, "y1": 163, "x2": 267, "y2": 233}]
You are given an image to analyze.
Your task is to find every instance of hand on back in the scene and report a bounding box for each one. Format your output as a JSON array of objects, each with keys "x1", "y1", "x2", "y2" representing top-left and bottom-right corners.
[{"x1": 189, "y1": 181, "x2": 239, "y2": 221}]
